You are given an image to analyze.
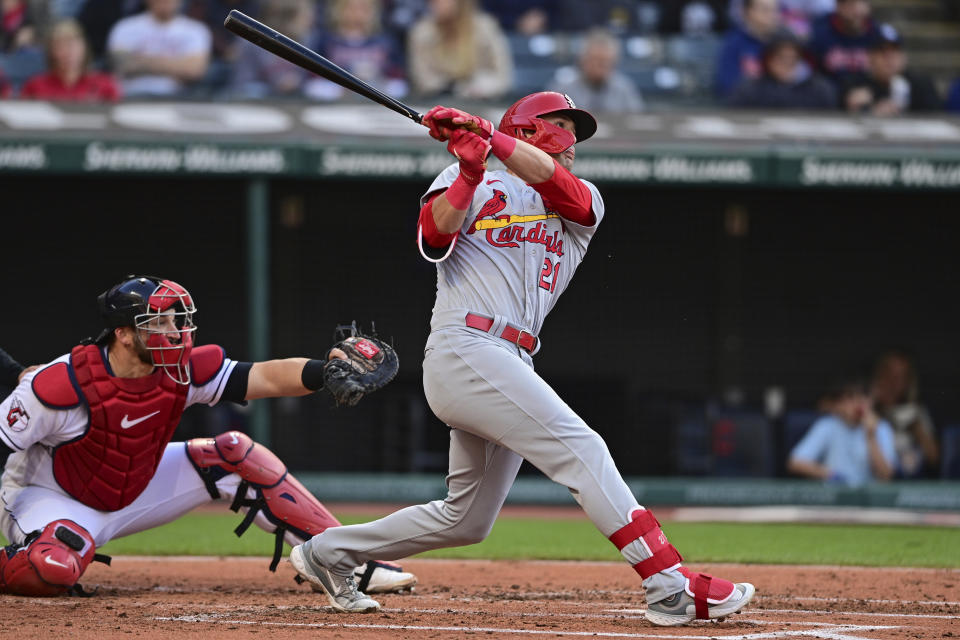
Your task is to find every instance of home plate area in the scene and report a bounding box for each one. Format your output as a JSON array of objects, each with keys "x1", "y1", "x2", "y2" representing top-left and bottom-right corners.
[{"x1": 1, "y1": 558, "x2": 956, "y2": 639}]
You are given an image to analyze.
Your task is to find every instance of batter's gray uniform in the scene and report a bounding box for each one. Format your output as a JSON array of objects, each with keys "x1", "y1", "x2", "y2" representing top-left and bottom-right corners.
[{"x1": 304, "y1": 164, "x2": 685, "y2": 602}]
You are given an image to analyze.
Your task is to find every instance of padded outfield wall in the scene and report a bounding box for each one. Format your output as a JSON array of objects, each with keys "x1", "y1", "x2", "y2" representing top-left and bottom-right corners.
[{"x1": 2, "y1": 102, "x2": 959, "y2": 477}]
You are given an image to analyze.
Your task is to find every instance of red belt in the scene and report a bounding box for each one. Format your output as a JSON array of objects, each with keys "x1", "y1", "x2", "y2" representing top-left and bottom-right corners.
[{"x1": 465, "y1": 313, "x2": 538, "y2": 353}]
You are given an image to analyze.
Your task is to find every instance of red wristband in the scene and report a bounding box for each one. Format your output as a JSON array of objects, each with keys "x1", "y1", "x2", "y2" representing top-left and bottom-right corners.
[
  {"x1": 444, "y1": 174, "x2": 478, "y2": 210},
  {"x1": 490, "y1": 130, "x2": 517, "y2": 160}
]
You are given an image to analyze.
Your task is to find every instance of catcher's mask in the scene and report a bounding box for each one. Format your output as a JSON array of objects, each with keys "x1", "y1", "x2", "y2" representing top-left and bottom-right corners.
[
  {"x1": 95, "y1": 275, "x2": 197, "y2": 385},
  {"x1": 497, "y1": 91, "x2": 597, "y2": 155}
]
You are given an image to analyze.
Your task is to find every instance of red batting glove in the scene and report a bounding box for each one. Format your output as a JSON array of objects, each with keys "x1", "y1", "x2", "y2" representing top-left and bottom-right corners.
[
  {"x1": 424, "y1": 106, "x2": 494, "y2": 142},
  {"x1": 447, "y1": 128, "x2": 491, "y2": 186}
]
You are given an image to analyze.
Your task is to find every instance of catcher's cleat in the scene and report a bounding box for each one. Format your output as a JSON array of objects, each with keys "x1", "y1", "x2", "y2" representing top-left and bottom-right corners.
[
  {"x1": 355, "y1": 561, "x2": 417, "y2": 594},
  {"x1": 645, "y1": 581, "x2": 755, "y2": 626},
  {"x1": 290, "y1": 544, "x2": 381, "y2": 613}
]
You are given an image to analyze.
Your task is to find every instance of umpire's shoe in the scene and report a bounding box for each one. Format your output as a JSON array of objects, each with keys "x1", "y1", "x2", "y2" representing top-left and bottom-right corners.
[{"x1": 290, "y1": 544, "x2": 381, "y2": 613}]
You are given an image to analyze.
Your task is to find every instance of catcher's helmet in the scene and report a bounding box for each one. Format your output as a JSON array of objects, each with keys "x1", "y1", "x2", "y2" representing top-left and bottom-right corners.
[
  {"x1": 498, "y1": 91, "x2": 597, "y2": 154},
  {"x1": 96, "y1": 275, "x2": 197, "y2": 384}
]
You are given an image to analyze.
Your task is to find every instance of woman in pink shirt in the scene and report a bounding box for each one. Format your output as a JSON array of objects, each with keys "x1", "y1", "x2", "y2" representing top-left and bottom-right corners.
[{"x1": 20, "y1": 19, "x2": 121, "y2": 102}]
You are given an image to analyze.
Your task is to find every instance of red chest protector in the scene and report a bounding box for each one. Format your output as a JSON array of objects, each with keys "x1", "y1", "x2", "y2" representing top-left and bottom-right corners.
[{"x1": 33, "y1": 344, "x2": 224, "y2": 512}]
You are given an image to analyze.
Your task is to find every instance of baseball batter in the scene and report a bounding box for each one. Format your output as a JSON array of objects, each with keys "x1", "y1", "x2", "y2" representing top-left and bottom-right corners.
[
  {"x1": 0, "y1": 275, "x2": 414, "y2": 600},
  {"x1": 294, "y1": 92, "x2": 755, "y2": 626}
]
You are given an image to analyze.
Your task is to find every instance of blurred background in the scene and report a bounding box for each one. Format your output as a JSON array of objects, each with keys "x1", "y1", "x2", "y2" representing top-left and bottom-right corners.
[{"x1": 1, "y1": 0, "x2": 959, "y2": 504}]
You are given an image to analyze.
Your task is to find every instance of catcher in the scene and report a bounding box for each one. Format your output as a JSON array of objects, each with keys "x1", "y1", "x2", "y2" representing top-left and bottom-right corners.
[{"x1": 0, "y1": 275, "x2": 409, "y2": 602}]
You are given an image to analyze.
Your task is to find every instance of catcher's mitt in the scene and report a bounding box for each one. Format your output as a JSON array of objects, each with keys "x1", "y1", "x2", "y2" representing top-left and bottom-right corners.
[{"x1": 323, "y1": 323, "x2": 398, "y2": 407}]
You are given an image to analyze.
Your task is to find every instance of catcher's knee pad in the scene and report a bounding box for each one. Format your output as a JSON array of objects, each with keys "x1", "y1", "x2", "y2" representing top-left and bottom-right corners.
[
  {"x1": 0, "y1": 520, "x2": 99, "y2": 596},
  {"x1": 186, "y1": 430, "x2": 341, "y2": 570},
  {"x1": 608, "y1": 508, "x2": 683, "y2": 580}
]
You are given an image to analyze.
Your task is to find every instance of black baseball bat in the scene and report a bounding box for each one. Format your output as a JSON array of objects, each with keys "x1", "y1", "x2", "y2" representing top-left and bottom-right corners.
[{"x1": 223, "y1": 10, "x2": 423, "y2": 124}]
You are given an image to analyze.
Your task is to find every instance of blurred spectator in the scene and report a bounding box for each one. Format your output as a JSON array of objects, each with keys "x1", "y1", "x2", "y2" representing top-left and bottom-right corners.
[
  {"x1": 20, "y1": 19, "x2": 121, "y2": 101},
  {"x1": 107, "y1": 0, "x2": 211, "y2": 97},
  {"x1": 185, "y1": 0, "x2": 260, "y2": 62},
  {"x1": 714, "y1": 0, "x2": 782, "y2": 99},
  {"x1": 0, "y1": 67, "x2": 10, "y2": 96},
  {"x1": 658, "y1": 0, "x2": 729, "y2": 35},
  {"x1": 728, "y1": 34, "x2": 836, "y2": 108},
  {"x1": 549, "y1": 27, "x2": 643, "y2": 113},
  {"x1": 787, "y1": 375, "x2": 897, "y2": 487},
  {"x1": 554, "y1": 0, "x2": 645, "y2": 35},
  {"x1": 230, "y1": 0, "x2": 320, "y2": 98},
  {"x1": 948, "y1": 78, "x2": 960, "y2": 113},
  {"x1": 730, "y1": 0, "x2": 834, "y2": 40},
  {"x1": 870, "y1": 350, "x2": 940, "y2": 478},
  {"x1": 383, "y1": 0, "x2": 428, "y2": 40},
  {"x1": 408, "y1": 0, "x2": 512, "y2": 100},
  {"x1": 50, "y1": 0, "x2": 87, "y2": 19},
  {"x1": 481, "y1": 0, "x2": 555, "y2": 35},
  {"x1": 311, "y1": 0, "x2": 408, "y2": 101},
  {"x1": 841, "y1": 24, "x2": 940, "y2": 116},
  {"x1": 1, "y1": 0, "x2": 37, "y2": 52},
  {"x1": 808, "y1": 0, "x2": 879, "y2": 87},
  {"x1": 78, "y1": 0, "x2": 142, "y2": 60}
]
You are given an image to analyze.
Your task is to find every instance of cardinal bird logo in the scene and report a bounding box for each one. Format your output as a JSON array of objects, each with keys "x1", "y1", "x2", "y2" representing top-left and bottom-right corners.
[{"x1": 467, "y1": 189, "x2": 508, "y2": 234}]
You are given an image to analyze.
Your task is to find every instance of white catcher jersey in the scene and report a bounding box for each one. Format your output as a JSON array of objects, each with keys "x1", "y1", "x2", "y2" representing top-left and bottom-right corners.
[
  {"x1": 419, "y1": 164, "x2": 605, "y2": 339},
  {"x1": 0, "y1": 350, "x2": 238, "y2": 504}
]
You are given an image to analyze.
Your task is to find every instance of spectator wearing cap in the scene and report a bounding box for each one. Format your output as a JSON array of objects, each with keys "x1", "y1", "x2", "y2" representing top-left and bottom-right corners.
[
  {"x1": 20, "y1": 19, "x2": 121, "y2": 101},
  {"x1": 714, "y1": 0, "x2": 783, "y2": 99},
  {"x1": 808, "y1": 0, "x2": 879, "y2": 87},
  {"x1": 841, "y1": 23, "x2": 940, "y2": 115},
  {"x1": 728, "y1": 34, "x2": 836, "y2": 109},
  {"x1": 548, "y1": 27, "x2": 643, "y2": 114}
]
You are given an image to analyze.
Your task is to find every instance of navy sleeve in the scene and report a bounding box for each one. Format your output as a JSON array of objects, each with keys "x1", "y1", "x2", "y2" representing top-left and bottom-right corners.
[
  {"x1": 0, "y1": 439, "x2": 13, "y2": 470},
  {"x1": 0, "y1": 348, "x2": 24, "y2": 388},
  {"x1": 221, "y1": 361, "x2": 252, "y2": 405}
]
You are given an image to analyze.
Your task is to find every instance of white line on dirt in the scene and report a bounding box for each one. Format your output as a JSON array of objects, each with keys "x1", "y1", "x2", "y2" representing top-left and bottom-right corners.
[
  {"x1": 608, "y1": 608, "x2": 959, "y2": 620},
  {"x1": 781, "y1": 595, "x2": 960, "y2": 607},
  {"x1": 757, "y1": 608, "x2": 960, "y2": 620},
  {"x1": 154, "y1": 615, "x2": 899, "y2": 640}
]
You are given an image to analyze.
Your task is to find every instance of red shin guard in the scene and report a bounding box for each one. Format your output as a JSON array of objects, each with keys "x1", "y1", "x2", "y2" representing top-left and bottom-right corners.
[
  {"x1": 187, "y1": 431, "x2": 342, "y2": 570},
  {"x1": 0, "y1": 520, "x2": 98, "y2": 596}
]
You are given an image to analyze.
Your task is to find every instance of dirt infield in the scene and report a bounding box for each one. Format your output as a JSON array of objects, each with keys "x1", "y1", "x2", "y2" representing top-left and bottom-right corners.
[{"x1": 2, "y1": 557, "x2": 956, "y2": 639}]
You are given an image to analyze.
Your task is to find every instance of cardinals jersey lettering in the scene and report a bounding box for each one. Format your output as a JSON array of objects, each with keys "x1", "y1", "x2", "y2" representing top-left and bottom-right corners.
[{"x1": 418, "y1": 165, "x2": 605, "y2": 339}]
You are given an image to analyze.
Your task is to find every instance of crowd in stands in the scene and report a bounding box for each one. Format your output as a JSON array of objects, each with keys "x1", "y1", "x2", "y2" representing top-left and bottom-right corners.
[
  {"x1": 2, "y1": 0, "x2": 959, "y2": 113},
  {"x1": 786, "y1": 350, "x2": 944, "y2": 487}
]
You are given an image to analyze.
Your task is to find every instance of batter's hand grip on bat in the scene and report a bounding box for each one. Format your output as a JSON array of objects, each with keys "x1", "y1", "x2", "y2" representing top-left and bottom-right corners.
[{"x1": 223, "y1": 10, "x2": 423, "y2": 125}]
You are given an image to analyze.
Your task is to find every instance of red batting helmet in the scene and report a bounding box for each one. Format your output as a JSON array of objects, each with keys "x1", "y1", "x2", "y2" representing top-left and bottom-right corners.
[
  {"x1": 96, "y1": 275, "x2": 197, "y2": 384},
  {"x1": 498, "y1": 91, "x2": 597, "y2": 154}
]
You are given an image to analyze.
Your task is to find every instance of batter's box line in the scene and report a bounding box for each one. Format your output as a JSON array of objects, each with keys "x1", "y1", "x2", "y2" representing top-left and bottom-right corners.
[
  {"x1": 155, "y1": 615, "x2": 900, "y2": 640},
  {"x1": 782, "y1": 595, "x2": 960, "y2": 607},
  {"x1": 757, "y1": 607, "x2": 960, "y2": 620}
]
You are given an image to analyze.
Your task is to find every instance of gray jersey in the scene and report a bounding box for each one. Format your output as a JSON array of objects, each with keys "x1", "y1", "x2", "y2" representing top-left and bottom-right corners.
[{"x1": 418, "y1": 164, "x2": 605, "y2": 340}]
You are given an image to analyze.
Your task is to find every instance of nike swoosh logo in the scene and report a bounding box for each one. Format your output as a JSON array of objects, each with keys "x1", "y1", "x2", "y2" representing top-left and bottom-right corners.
[
  {"x1": 486, "y1": 179, "x2": 502, "y2": 185},
  {"x1": 120, "y1": 410, "x2": 161, "y2": 429},
  {"x1": 44, "y1": 555, "x2": 70, "y2": 569}
]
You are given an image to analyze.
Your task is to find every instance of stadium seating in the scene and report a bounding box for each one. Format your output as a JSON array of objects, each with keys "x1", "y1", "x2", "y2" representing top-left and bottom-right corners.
[
  {"x1": 674, "y1": 406, "x2": 774, "y2": 476},
  {"x1": 0, "y1": 49, "x2": 45, "y2": 91},
  {"x1": 940, "y1": 424, "x2": 960, "y2": 479}
]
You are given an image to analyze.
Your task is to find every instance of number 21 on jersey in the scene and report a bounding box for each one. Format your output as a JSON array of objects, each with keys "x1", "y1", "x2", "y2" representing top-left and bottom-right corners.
[{"x1": 539, "y1": 257, "x2": 560, "y2": 293}]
